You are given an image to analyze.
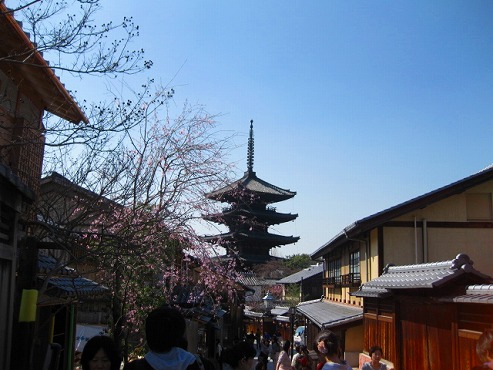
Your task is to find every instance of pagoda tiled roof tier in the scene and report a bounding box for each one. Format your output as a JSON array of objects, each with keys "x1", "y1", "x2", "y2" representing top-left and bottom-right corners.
[
  {"x1": 203, "y1": 120, "x2": 299, "y2": 266},
  {"x1": 206, "y1": 170, "x2": 296, "y2": 204},
  {"x1": 234, "y1": 253, "x2": 284, "y2": 265},
  {"x1": 213, "y1": 253, "x2": 285, "y2": 265},
  {"x1": 203, "y1": 206, "x2": 298, "y2": 225},
  {"x1": 203, "y1": 230, "x2": 300, "y2": 248}
]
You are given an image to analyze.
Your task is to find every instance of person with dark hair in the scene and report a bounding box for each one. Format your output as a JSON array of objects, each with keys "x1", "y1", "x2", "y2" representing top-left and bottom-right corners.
[
  {"x1": 276, "y1": 339, "x2": 293, "y2": 370},
  {"x1": 123, "y1": 306, "x2": 200, "y2": 370},
  {"x1": 362, "y1": 345, "x2": 386, "y2": 370},
  {"x1": 80, "y1": 335, "x2": 121, "y2": 370},
  {"x1": 177, "y1": 336, "x2": 216, "y2": 370},
  {"x1": 260, "y1": 338, "x2": 270, "y2": 359},
  {"x1": 270, "y1": 336, "x2": 281, "y2": 363},
  {"x1": 312, "y1": 339, "x2": 325, "y2": 370},
  {"x1": 297, "y1": 345, "x2": 312, "y2": 370},
  {"x1": 221, "y1": 341, "x2": 256, "y2": 370},
  {"x1": 315, "y1": 330, "x2": 351, "y2": 370},
  {"x1": 255, "y1": 351, "x2": 268, "y2": 370},
  {"x1": 472, "y1": 329, "x2": 493, "y2": 369},
  {"x1": 291, "y1": 345, "x2": 302, "y2": 369}
]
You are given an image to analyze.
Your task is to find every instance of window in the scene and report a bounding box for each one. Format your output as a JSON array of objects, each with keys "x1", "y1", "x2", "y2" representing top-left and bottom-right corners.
[
  {"x1": 328, "y1": 258, "x2": 341, "y2": 284},
  {"x1": 350, "y1": 250, "x2": 360, "y2": 276},
  {"x1": 345, "y1": 250, "x2": 361, "y2": 285}
]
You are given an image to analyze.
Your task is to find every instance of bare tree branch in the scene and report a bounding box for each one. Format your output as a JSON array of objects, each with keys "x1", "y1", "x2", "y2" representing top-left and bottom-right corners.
[{"x1": 1, "y1": 0, "x2": 152, "y2": 76}]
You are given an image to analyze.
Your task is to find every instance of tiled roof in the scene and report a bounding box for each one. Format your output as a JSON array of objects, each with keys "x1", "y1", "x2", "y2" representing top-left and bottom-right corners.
[
  {"x1": 350, "y1": 287, "x2": 392, "y2": 299},
  {"x1": 237, "y1": 272, "x2": 263, "y2": 286},
  {"x1": 207, "y1": 120, "x2": 295, "y2": 201},
  {"x1": 38, "y1": 253, "x2": 108, "y2": 298},
  {"x1": 182, "y1": 305, "x2": 227, "y2": 324},
  {"x1": 244, "y1": 306, "x2": 290, "y2": 320},
  {"x1": 352, "y1": 254, "x2": 492, "y2": 298},
  {"x1": 277, "y1": 264, "x2": 323, "y2": 284},
  {"x1": 206, "y1": 171, "x2": 296, "y2": 203},
  {"x1": 450, "y1": 284, "x2": 493, "y2": 304},
  {"x1": 40, "y1": 172, "x2": 120, "y2": 208},
  {"x1": 38, "y1": 253, "x2": 77, "y2": 276},
  {"x1": 204, "y1": 207, "x2": 297, "y2": 224},
  {"x1": 296, "y1": 299, "x2": 362, "y2": 329},
  {"x1": 45, "y1": 277, "x2": 108, "y2": 298},
  {"x1": 244, "y1": 309, "x2": 268, "y2": 318},
  {"x1": 203, "y1": 230, "x2": 299, "y2": 245},
  {"x1": 271, "y1": 307, "x2": 289, "y2": 316}
]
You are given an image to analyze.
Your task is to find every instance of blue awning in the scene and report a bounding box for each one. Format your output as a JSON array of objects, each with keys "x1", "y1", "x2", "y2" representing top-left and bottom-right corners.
[{"x1": 44, "y1": 277, "x2": 109, "y2": 298}]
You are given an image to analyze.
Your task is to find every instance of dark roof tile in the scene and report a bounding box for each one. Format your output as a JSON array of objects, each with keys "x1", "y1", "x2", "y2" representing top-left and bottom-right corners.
[
  {"x1": 451, "y1": 284, "x2": 493, "y2": 304},
  {"x1": 38, "y1": 253, "x2": 77, "y2": 276},
  {"x1": 45, "y1": 277, "x2": 108, "y2": 298},
  {"x1": 296, "y1": 299, "x2": 362, "y2": 329},
  {"x1": 352, "y1": 254, "x2": 492, "y2": 298},
  {"x1": 277, "y1": 264, "x2": 323, "y2": 284}
]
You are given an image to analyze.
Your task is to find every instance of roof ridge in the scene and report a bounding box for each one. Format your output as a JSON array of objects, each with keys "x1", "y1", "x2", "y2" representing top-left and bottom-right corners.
[{"x1": 385, "y1": 253, "x2": 474, "y2": 274}]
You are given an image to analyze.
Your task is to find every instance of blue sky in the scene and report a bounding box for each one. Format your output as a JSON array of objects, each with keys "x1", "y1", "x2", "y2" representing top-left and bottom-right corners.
[{"x1": 65, "y1": 1, "x2": 493, "y2": 257}]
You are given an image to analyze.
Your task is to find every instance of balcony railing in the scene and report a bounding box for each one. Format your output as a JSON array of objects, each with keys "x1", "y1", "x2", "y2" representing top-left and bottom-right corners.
[
  {"x1": 341, "y1": 272, "x2": 361, "y2": 287},
  {"x1": 323, "y1": 276, "x2": 341, "y2": 288},
  {"x1": 323, "y1": 273, "x2": 361, "y2": 288}
]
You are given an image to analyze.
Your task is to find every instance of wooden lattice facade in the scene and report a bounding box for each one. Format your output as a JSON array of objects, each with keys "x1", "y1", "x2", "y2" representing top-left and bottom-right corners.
[
  {"x1": 362, "y1": 296, "x2": 493, "y2": 369},
  {"x1": 354, "y1": 255, "x2": 493, "y2": 370}
]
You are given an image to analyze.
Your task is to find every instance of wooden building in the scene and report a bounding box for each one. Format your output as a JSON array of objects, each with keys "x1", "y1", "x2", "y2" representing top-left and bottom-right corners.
[
  {"x1": 448, "y1": 284, "x2": 493, "y2": 369},
  {"x1": 307, "y1": 164, "x2": 493, "y2": 368},
  {"x1": 295, "y1": 298, "x2": 363, "y2": 366},
  {"x1": 0, "y1": 4, "x2": 85, "y2": 369},
  {"x1": 352, "y1": 253, "x2": 493, "y2": 370},
  {"x1": 277, "y1": 263, "x2": 324, "y2": 302}
]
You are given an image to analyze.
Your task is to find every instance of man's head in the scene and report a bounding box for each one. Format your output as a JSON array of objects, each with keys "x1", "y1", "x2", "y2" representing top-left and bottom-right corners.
[{"x1": 145, "y1": 306, "x2": 186, "y2": 353}]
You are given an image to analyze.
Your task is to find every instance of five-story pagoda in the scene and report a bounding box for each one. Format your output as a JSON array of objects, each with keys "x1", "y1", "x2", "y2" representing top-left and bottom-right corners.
[{"x1": 203, "y1": 120, "x2": 299, "y2": 267}]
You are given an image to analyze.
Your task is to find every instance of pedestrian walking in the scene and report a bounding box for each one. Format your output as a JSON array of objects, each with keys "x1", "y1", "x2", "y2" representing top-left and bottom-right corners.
[
  {"x1": 80, "y1": 335, "x2": 121, "y2": 370},
  {"x1": 222, "y1": 341, "x2": 256, "y2": 370},
  {"x1": 123, "y1": 306, "x2": 201, "y2": 370}
]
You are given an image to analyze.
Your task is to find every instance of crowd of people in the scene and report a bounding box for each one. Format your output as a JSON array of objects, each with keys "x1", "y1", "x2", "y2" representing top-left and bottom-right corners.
[
  {"x1": 78, "y1": 313, "x2": 350, "y2": 370},
  {"x1": 77, "y1": 305, "x2": 493, "y2": 370},
  {"x1": 77, "y1": 308, "x2": 365, "y2": 370}
]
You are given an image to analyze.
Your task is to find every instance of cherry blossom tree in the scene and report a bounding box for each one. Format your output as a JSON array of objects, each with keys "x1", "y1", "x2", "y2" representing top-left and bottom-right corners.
[
  {"x1": 3, "y1": 1, "x2": 244, "y2": 361},
  {"x1": 34, "y1": 88, "x2": 241, "y2": 360}
]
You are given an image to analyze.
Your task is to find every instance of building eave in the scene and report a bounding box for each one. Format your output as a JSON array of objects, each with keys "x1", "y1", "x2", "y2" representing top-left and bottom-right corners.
[
  {"x1": 206, "y1": 171, "x2": 296, "y2": 203},
  {"x1": 0, "y1": 3, "x2": 88, "y2": 124},
  {"x1": 312, "y1": 165, "x2": 493, "y2": 259},
  {"x1": 203, "y1": 207, "x2": 298, "y2": 224},
  {"x1": 203, "y1": 230, "x2": 300, "y2": 247}
]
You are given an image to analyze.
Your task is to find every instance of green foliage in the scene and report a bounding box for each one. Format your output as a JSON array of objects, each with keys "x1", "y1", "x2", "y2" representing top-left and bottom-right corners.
[
  {"x1": 283, "y1": 254, "x2": 314, "y2": 270},
  {"x1": 283, "y1": 284, "x2": 301, "y2": 306}
]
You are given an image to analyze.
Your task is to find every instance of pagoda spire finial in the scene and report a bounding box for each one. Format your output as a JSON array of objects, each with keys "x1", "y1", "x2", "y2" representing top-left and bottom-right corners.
[{"x1": 247, "y1": 120, "x2": 254, "y2": 173}]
